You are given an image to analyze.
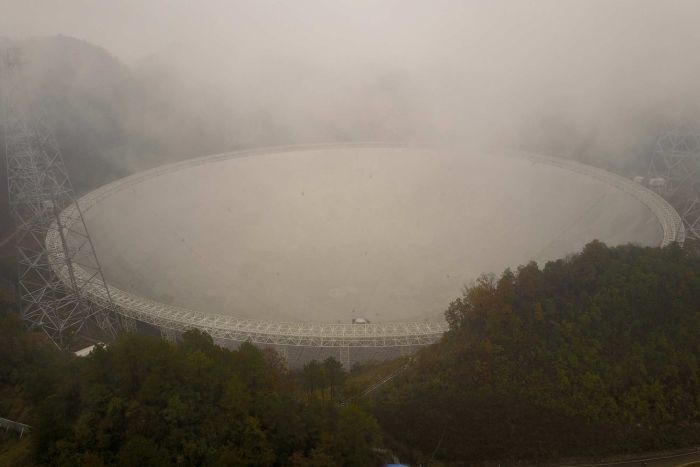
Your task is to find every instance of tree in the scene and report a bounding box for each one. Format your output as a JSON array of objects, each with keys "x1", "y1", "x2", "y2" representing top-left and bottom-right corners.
[
  {"x1": 372, "y1": 242, "x2": 700, "y2": 463},
  {"x1": 115, "y1": 436, "x2": 168, "y2": 467},
  {"x1": 0, "y1": 323, "x2": 381, "y2": 466},
  {"x1": 301, "y1": 360, "x2": 326, "y2": 399},
  {"x1": 323, "y1": 357, "x2": 346, "y2": 401}
]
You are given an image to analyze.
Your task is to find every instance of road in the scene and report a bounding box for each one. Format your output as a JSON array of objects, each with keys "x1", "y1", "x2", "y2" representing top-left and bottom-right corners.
[
  {"x1": 0, "y1": 417, "x2": 30, "y2": 438},
  {"x1": 563, "y1": 448, "x2": 700, "y2": 467},
  {"x1": 340, "y1": 358, "x2": 413, "y2": 407}
]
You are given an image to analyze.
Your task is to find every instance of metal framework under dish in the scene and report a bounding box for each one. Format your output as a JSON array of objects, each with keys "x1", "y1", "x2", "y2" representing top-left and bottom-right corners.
[
  {"x1": 648, "y1": 129, "x2": 700, "y2": 240},
  {"x1": 3, "y1": 45, "x2": 119, "y2": 349}
]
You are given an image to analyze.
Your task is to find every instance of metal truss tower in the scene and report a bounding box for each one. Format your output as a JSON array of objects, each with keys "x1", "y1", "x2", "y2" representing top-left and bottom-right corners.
[
  {"x1": 648, "y1": 129, "x2": 700, "y2": 239},
  {"x1": 2, "y1": 46, "x2": 120, "y2": 348}
]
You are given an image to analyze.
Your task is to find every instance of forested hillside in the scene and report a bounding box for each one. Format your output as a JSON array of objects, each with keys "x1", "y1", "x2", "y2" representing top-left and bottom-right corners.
[
  {"x1": 1, "y1": 242, "x2": 699, "y2": 465},
  {"x1": 373, "y1": 241, "x2": 700, "y2": 463},
  {"x1": 0, "y1": 317, "x2": 380, "y2": 466}
]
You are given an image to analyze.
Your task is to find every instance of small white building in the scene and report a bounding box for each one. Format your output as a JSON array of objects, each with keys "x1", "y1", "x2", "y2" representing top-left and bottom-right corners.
[
  {"x1": 649, "y1": 177, "x2": 666, "y2": 188},
  {"x1": 74, "y1": 343, "x2": 104, "y2": 357}
]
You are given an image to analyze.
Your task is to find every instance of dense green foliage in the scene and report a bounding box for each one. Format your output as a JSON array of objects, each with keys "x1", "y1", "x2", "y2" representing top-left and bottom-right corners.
[
  {"x1": 0, "y1": 317, "x2": 380, "y2": 466},
  {"x1": 300, "y1": 358, "x2": 347, "y2": 401},
  {"x1": 3, "y1": 242, "x2": 700, "y2": 465},
  {"x1": 374, "y1": 241, "x2": 700, "y2": 463},
  {"x1": 0, "y1": 431, "x2": 31, "y2": 467}
]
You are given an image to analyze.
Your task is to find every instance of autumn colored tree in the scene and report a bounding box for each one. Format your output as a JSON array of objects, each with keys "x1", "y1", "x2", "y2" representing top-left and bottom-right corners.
[{"x1": 374, "y1": 241, "x2": 700, "y2": 463}]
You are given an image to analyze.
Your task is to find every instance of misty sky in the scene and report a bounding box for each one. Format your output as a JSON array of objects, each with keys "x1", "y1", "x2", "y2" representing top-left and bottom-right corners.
[
  {"x1": 4, "y1": 1, "x2": 700, "y2": 161},
  {"x1": 4, "y1": 1, "x2": 694, "y2": 322}
]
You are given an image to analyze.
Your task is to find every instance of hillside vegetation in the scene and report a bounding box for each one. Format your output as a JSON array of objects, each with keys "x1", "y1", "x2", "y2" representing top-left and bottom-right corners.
[
  {"x1": 2, "y1": 242, "x2": 699, "y2": 465},
  {"x1": 373, "y1": 241, "x2": 700, "y2": 463},
  {"x1": 0, "y1": 317, "x2": 379, "y2": 467}
]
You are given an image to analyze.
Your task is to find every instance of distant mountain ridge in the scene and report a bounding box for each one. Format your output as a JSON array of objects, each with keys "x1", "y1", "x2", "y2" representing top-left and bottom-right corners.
[
  {"x1": 0, "y1": 36, "x2": 136, "y2": 237},
  {"x1": 1, "y1": 35, "x2": 133, "y2": 187}
]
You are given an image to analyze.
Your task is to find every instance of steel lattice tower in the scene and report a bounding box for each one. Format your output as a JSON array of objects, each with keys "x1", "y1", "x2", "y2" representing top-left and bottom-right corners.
[
  {"x1": 2, "y1": 46, "x2": 120, "y2": 348},
  {"x1": 648, "y1": 129, "x2": 700, "y2": 239}
]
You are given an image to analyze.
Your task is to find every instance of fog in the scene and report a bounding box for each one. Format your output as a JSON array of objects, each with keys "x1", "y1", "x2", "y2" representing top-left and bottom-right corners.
[
  {"x1": 1, "y1": 1, "x2": 697, "y2": 318},
  {"x1": 4, "y1": 1, "x2": 700, "y2": 173},
  {"x1": 82, "y1": 148, "x2": 661, "y2": 323}
]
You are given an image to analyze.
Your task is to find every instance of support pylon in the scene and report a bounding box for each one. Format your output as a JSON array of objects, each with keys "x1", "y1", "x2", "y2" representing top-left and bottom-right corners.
[
  {"x1": 2, "y1": 45, "x2": 120, "y2": 348},
  {"x1": 648, "y1": 129, "x2": 700, "y2": 239}
]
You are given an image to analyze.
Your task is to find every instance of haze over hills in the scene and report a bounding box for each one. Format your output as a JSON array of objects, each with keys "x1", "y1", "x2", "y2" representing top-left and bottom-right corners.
[
  {"x1": 0, "y1": 33, "x2": 690, "y2": 243},
  {"x1": 2, "y1": 29, "x2": 698, "y2": 195},
  {"x1": 1, "y1": 2, "x2": 700, "y2": 464},
  {"x1": 0, "y1": 35, "x2": 427, "y2": 182},
  {"x1": 0, "y1": 36, "x2": 131, "y2": 187},
  {"x1": 0, "y1": 36, "x2": 131, "y2": 238},
  {"x1": 0, "y1": 36, "x2": 226, "y2": 238}
]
